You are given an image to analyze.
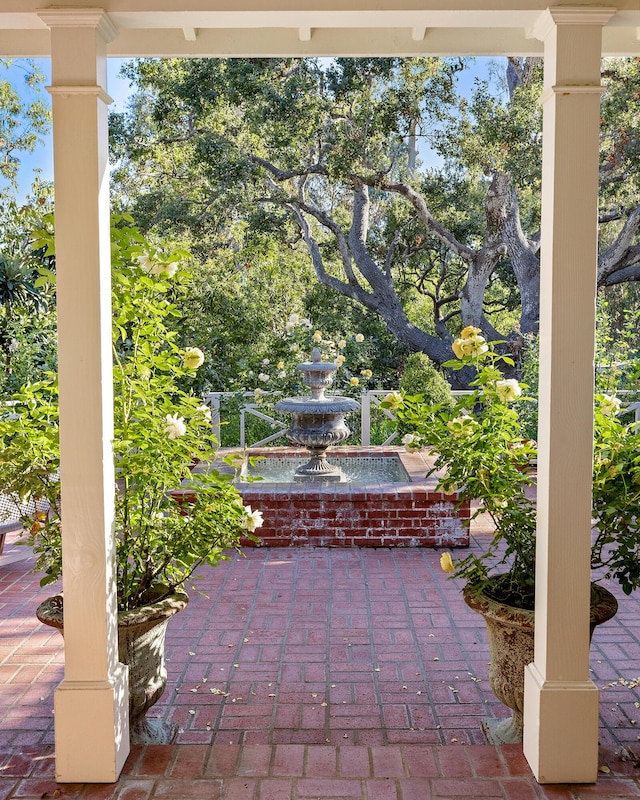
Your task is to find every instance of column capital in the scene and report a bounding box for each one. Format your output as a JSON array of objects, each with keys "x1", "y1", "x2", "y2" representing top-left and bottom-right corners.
[
  {"x1": 47, "y1": 84, "x2": 113, "y2": 104},
  {"x1": 529, "y1": 6, "x2": 616, "y2": 42},
  {"x1": 37, "y1": 7, "x2": 118, "y2": 43},
  {"x1": 538, "y1": 83, "x2": 606, "y2": 105}
]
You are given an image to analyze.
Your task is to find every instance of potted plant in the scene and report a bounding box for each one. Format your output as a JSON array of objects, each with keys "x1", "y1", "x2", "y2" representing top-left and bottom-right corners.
[
  {"x1": 384, "y1": 327, "x2": 635, "y2": 743},
  {"x1": 0, "y1": 218, "x2": 263, "y2": 743}
]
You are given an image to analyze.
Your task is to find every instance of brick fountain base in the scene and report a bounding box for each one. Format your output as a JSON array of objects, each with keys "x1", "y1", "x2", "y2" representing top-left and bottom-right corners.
[{"x1": 223, "y1": 446, "x2": 470, "y2": 548}]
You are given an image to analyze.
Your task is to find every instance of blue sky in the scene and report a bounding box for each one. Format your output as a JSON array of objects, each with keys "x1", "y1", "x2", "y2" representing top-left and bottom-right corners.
[{"x1": 7, "y1": 57, "x2": 133, "y2": 201}]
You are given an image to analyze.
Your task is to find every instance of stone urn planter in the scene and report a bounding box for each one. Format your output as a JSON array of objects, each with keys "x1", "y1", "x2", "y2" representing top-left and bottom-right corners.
[
  {"x1": 36, "y1": 586, "x2": 188, "y2": 745},
  {"x1": 463, "y1": 580, "x2": 618, "y2": 744}
]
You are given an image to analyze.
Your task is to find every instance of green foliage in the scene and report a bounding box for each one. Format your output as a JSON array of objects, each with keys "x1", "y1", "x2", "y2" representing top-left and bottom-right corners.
[
  {"x1": 108, "y1": 55, "x2": 640, "y2": 388},
  {"x1": 514, "y1": 333, "x2": 539, "y2": 441},
  {"x1": 0, "y1": 219, "x2": 262, "y2": 611},
  {"x1": 0, "y1": 60, "x2": 51, "y2": 194},
  {"x1": 177, "y1": 240, "x2": 315, "y2": 392},
  {"x1": 387, "y1": 326, "x2": 640, "y2": 609},
  {"x1": 0, "y1": 197, "x2": 57, "y2": 398},
  {"x1": 595, "y1": 296, "x2": 640, "y2": 398},
  {"x1": 600, "y1": 58, "x2": 640, "y2": 207},
  {"x1": 302, "y1": 283, "x2": 409, "y2": 388},
  {"x1": 399, "y1": 352, "x2": 453, "y2": 407},
  {"x1": 108, "y1": 57, "x2": 501, "y2": 364},
  {"x1": 0, "y1": 377, "x2": 61, "y2": 559},
  {"x1": 389, "y1": 330, "x2": 538, "y2": 608},
  {"x1": 0, "y1": 255, "x2": 47, "y2": 312},
  {"x1": 0, "y1": 307, "x2": 57, "y2": 398},
  {"x1": 592, "y1": 397, "x2": 640, "y2": 595}
]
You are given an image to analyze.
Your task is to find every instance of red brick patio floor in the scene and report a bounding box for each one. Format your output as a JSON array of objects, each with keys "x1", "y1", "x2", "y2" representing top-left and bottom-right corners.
[{"x1": 3, "y1": 530, "x2": 640, "y2": 798}]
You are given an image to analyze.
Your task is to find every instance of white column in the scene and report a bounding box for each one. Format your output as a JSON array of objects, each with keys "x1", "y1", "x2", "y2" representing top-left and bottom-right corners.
[
  {"x1": 38, "y1": 9, "x2": 129, "y2": 783},
  {"x1": 523, "y1": 7, "x2": 614, "y2": 784}
]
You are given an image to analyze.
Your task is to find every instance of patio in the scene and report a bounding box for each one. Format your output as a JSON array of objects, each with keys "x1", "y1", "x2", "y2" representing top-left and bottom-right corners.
[{"x1": 3, "y1": 528, "x2": 640, "y2": 798}]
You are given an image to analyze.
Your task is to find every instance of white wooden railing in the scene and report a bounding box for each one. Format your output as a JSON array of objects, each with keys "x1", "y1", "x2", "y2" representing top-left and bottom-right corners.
[
  {"x1": 203, "y1": 389, "x2": 640, "y2": 450},
  {"x1": 203, "y1": 389, "x2": 471, "y2": 449}
]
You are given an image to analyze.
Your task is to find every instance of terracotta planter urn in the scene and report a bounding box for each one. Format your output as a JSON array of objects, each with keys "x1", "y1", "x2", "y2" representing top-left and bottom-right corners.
[
  {"x1": 36, "y1": 587, "x2": 188, "y2": 744},
  {"x1": 463, "y1": 580, "x2": 618, "y2": 744}
]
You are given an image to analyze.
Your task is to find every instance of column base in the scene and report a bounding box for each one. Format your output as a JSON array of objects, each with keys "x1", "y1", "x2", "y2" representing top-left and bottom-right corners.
[
  {"x1": 54, "y1": 664, "x2": 130, "y2": 783},
  {"x1": 523, "y1": 662, "x2": 599, "y2": 784}
]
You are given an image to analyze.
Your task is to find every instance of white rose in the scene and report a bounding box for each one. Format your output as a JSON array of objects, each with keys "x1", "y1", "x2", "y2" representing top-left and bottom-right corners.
[
  {"x1": 196, "y1": 403, "x2": 212, "y2": 423},
  {"x1": 258, "y1": 373, "x2": 270, "y2": 382},
  {"x1": 164, "y1": 413, "x2": 186, "y2": 439},
  {"x1": 244, "y1": 505, "x2": 264, "y2": 532},
  {"x1": 137, "y1": 254, "x2": 177, "y2": 278},
  {"x1": 600, "y1": 394, "x2": 622, "y2": 416},
  {"x1": 401, "y1": 433, "x2": 422, "y2": 452},
  {"x1": 495, "y1": 379, "x2": 522, "y2": 403}
]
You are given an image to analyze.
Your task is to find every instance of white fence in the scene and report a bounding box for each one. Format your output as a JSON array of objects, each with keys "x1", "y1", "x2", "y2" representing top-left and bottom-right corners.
[
  {"x1": 203, "y1": 390, "x2": 640, "y2": 450},
  {"x1": 203, "y1": 389, "x2": 471, "y2": 449}
]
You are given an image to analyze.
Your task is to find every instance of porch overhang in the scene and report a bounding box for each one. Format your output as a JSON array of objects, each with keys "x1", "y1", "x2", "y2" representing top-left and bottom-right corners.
[{"x1": 4, "y1": 2, "x2": 640, "y2": 57}]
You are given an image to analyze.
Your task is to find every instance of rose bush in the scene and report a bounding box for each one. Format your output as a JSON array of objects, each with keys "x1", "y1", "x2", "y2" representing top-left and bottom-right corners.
[
  {"x1": 384, "y1": 326, "x2": 640, "y2": 609},
  {"x1": 0, "y1": 218, "x2": 262, "y2": 611}
]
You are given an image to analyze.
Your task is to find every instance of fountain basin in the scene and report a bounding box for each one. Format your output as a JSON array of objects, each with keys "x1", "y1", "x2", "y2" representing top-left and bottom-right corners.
[{"x1": 221, "y1": 446, "x2": 470, "y2": 548}]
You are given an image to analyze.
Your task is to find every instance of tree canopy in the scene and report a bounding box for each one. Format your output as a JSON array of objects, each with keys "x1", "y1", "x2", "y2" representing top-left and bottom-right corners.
[{"x1": 108, "y1": 56, "x2": 640, "y2": 386}]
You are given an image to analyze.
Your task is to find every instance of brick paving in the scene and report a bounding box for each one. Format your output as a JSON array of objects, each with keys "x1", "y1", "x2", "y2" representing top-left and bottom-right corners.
[{"x1": 3, "y1": 531, "x2": 640, "y2": 796}]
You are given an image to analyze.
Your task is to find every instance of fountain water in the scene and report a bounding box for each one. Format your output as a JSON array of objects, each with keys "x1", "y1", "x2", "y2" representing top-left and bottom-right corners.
[{"x1": 274, "y1": 347, "x2": 359, "y2": 481}]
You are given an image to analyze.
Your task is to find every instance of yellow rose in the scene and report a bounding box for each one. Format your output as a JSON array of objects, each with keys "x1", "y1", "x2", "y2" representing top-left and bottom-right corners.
[
  {"x1": 446, "y1": 415, "x2": 476, "y2": 439},
  {"x1": 440, "y1": 552, "x2": 455, "y2": 573},
  {"x1": 183, "y1": 347, "x2": 205, "y2": 369},
  {"x1": 313, "y1": 330, "x2": 323, "y2": 342},
  {"x1": 350, "y1": 377, "x2": 360, "y2": 386},
  {"x1": 355, "y1": 333, "x2": 365, "y2": 343},
  {"x1": 465, "y1": 334, "x2": 488, "y2": 356},
  {"x1": 452, "y1": 338, "x2": 465, "y2": 359},
  {"x1": 383, "y1": 391, "x2": 403, "y2": 411},
  {"x1": 360, "y1": 369, "x2": 373, "y2": 378},
  {"x1": 599, "y1": 394, "x2": 622, "y2": 416},
  {"x1": 460, "y1": 325, "x2": 482, "y2": 338}
]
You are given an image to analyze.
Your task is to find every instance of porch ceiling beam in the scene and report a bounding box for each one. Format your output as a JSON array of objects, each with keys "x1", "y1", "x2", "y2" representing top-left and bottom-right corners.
[{"x1": 4, "y1": 20, "x2": 640, "y2": 57}]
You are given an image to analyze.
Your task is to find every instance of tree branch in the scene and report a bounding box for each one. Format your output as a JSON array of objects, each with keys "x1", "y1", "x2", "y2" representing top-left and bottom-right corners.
[
  {"x1": 598, "y1": 206, "x2": 640, "y2": 284},
  {"x1": 359, "y1": 176, "x2": 476, "y2": 263}
]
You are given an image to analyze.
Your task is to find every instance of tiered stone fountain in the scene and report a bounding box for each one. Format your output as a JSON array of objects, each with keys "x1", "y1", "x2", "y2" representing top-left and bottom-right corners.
[{"x1": 274, "y1": 347, "x2": 359, "y2": 481}]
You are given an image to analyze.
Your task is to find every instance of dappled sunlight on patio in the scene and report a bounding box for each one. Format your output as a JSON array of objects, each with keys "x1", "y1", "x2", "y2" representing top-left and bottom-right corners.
[{"x1": 3, "y1": 528, "x2": 640, "y2": 795}]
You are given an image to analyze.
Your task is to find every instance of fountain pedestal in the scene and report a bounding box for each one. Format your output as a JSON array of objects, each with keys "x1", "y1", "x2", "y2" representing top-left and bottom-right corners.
[{"x1": 274, "y1": 348, "x2": 359, "y2": 482}]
